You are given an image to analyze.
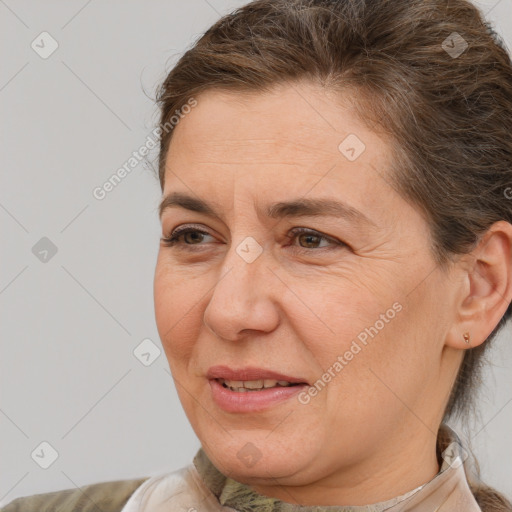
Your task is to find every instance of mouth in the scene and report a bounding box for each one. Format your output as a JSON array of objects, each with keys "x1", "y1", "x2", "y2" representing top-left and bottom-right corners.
[
  {"x1": 208, "y1": 377, "x2": 309, "y2": 413},
  {"x1": 206, "y1": 365, "x2": 309, "y2": 385},
  {"x1": 216, "y1": 378, "x2": 303, "y2": 392},
  {"x1": 206, "y1": 365, "x2": 310, "y2": 412}
]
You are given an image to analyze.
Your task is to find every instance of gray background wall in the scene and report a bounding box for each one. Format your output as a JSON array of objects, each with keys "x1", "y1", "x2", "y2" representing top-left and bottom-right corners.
[{"x1": 1, "y1": 0, "x2": 511, "y2": 506}]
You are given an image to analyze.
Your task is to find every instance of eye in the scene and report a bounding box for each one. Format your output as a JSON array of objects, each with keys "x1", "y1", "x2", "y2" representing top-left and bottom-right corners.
[
  {"x1": 160, "y1": 225, "x2": 347, "y2": 252},
  {"x1": 286, "y1": 227, "x2": 347, "y2": 251},
  {"x1": 160, "y1": 225, "x2": 215, "y2": 248}
]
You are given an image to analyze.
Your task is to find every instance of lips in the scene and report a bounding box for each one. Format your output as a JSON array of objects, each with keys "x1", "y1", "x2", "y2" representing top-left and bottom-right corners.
[{"x1": 206, "y1": 365, "x2": 309, "y2": 385}]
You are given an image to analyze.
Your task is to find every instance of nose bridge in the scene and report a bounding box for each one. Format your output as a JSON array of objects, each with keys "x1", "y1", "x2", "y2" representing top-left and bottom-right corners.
[
  {"x1": 203, "y1": 232, "x2": 279, "y2": 338},
  {"x1": 214, "y1": 232, "x2": 267, "y2": 304},
  {"x1": 219, "y1": 186, "x2": 269, "y2": 282}
]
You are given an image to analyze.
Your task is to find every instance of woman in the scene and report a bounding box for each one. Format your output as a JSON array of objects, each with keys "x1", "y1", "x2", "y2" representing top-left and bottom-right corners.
[{"x1": 3, "y1": 0, "x2": 511, "y2": 510}]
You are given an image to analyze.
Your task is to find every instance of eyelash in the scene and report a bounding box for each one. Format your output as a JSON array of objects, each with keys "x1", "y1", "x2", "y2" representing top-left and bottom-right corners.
[{"x1": 160, "y1": 225, "x2": 346, "y2": 252}]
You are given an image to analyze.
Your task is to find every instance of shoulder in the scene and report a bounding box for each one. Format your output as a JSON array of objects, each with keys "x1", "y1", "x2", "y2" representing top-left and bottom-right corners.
[{"x1": 0, "y1": 476, "x2": 151, "y2": 512}]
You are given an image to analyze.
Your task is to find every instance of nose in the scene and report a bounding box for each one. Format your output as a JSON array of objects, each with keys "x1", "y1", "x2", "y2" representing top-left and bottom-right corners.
[{"x1": 202, "y1": 243, "x2": 280, "y2": 341}]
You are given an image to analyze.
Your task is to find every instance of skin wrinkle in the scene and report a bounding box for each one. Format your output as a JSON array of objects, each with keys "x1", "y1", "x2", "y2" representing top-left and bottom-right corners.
[{"x1": 152, "y1": 81, "x2": 492, "y2": 507}]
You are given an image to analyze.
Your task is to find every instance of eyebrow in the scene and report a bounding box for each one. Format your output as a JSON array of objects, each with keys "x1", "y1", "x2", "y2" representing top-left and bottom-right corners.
[{"x1": 158, "y1": 192, "x2": 376, "y2": 227}]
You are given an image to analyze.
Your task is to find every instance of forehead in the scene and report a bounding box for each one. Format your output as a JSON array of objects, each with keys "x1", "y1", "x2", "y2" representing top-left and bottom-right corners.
[
  {"x1": 162, "y1": 81, "x2": 396, "y2": 221},
  {"x1": 167, "y1": 82, "x2": 384, "y2": 161}
]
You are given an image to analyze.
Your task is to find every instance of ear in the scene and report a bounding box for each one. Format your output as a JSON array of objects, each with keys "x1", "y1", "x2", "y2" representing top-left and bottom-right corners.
[{"x1": 445, "y1": 220, "x2": 512, "y2": 350}]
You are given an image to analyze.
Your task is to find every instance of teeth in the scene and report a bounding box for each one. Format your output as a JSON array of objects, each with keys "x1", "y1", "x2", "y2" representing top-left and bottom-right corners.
[
  {"x1": 245, "y1": 380, "x2": 269, "y2": 389},
  {"x1": 219, "y1": 378, "x2": 295, "y2": 391}
]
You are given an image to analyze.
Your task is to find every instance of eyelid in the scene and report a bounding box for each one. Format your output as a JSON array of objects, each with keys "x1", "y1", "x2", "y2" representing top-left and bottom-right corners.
[
  {"x1": 161, "y1": 224, "x2": 215, "y2": 244},
  {"x1": 170, "y1": 224, "x2": 211, "y2": 237}
]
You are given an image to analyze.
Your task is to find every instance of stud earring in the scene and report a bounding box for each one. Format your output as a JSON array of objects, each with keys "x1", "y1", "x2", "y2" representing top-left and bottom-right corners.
[{"x1": 463, "y1": 332, "x2": 470, "y2": 345}]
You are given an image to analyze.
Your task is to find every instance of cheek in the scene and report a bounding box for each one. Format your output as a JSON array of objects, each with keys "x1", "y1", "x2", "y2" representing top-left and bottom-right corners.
[
  {"x1": 293, "y1": 277, "x2": 411, "y2": 399},
  {"x1": 290, "y1": 275, "x2": 391, "y2": 357},
  {"x1": 153, "y1": 258, "x2": 204, "y2": 363},
  {"x1": 319, "y1": 295, "x2": 430, "y2": 428}
]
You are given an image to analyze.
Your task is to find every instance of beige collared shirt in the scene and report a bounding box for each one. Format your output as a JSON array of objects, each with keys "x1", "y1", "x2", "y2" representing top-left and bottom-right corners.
[{"x1": 121, "y1": 424, "x2": 482, "y2": 511}]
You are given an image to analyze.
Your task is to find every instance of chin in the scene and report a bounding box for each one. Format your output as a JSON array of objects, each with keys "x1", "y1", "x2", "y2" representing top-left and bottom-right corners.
[{"x1": 203, "y1": 435, "x2": 316, "y2": 483}]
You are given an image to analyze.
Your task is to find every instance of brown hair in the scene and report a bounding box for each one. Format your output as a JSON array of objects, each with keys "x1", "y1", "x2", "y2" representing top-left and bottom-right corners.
[{"x1": 153, "y1": 0, "x2": 512, "y2": 508}]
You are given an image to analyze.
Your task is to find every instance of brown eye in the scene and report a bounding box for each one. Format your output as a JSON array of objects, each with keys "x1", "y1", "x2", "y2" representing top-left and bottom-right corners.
[
  {"x1": 287, "y1": 227, "x2": 346, "y2": 251},
  {"x1": 297, "y1": 232, "x2": 323, "y2": 248},
  {"x1": 160, "y1": 226, "x2": 214, "y2": 247},
  {"x1": 182, "y1": 231, "x2": 206, "y2": 244}
]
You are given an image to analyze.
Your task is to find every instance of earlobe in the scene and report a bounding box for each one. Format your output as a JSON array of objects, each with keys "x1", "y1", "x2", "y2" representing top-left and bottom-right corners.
[{"x1": 445, "y1": 220, "x2": 512, "y2": 350}]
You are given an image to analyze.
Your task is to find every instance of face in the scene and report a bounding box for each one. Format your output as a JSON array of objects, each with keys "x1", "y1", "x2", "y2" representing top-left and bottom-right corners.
[{"x1": 153, "y1": 81, "x2": 463, "y2": 504}]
